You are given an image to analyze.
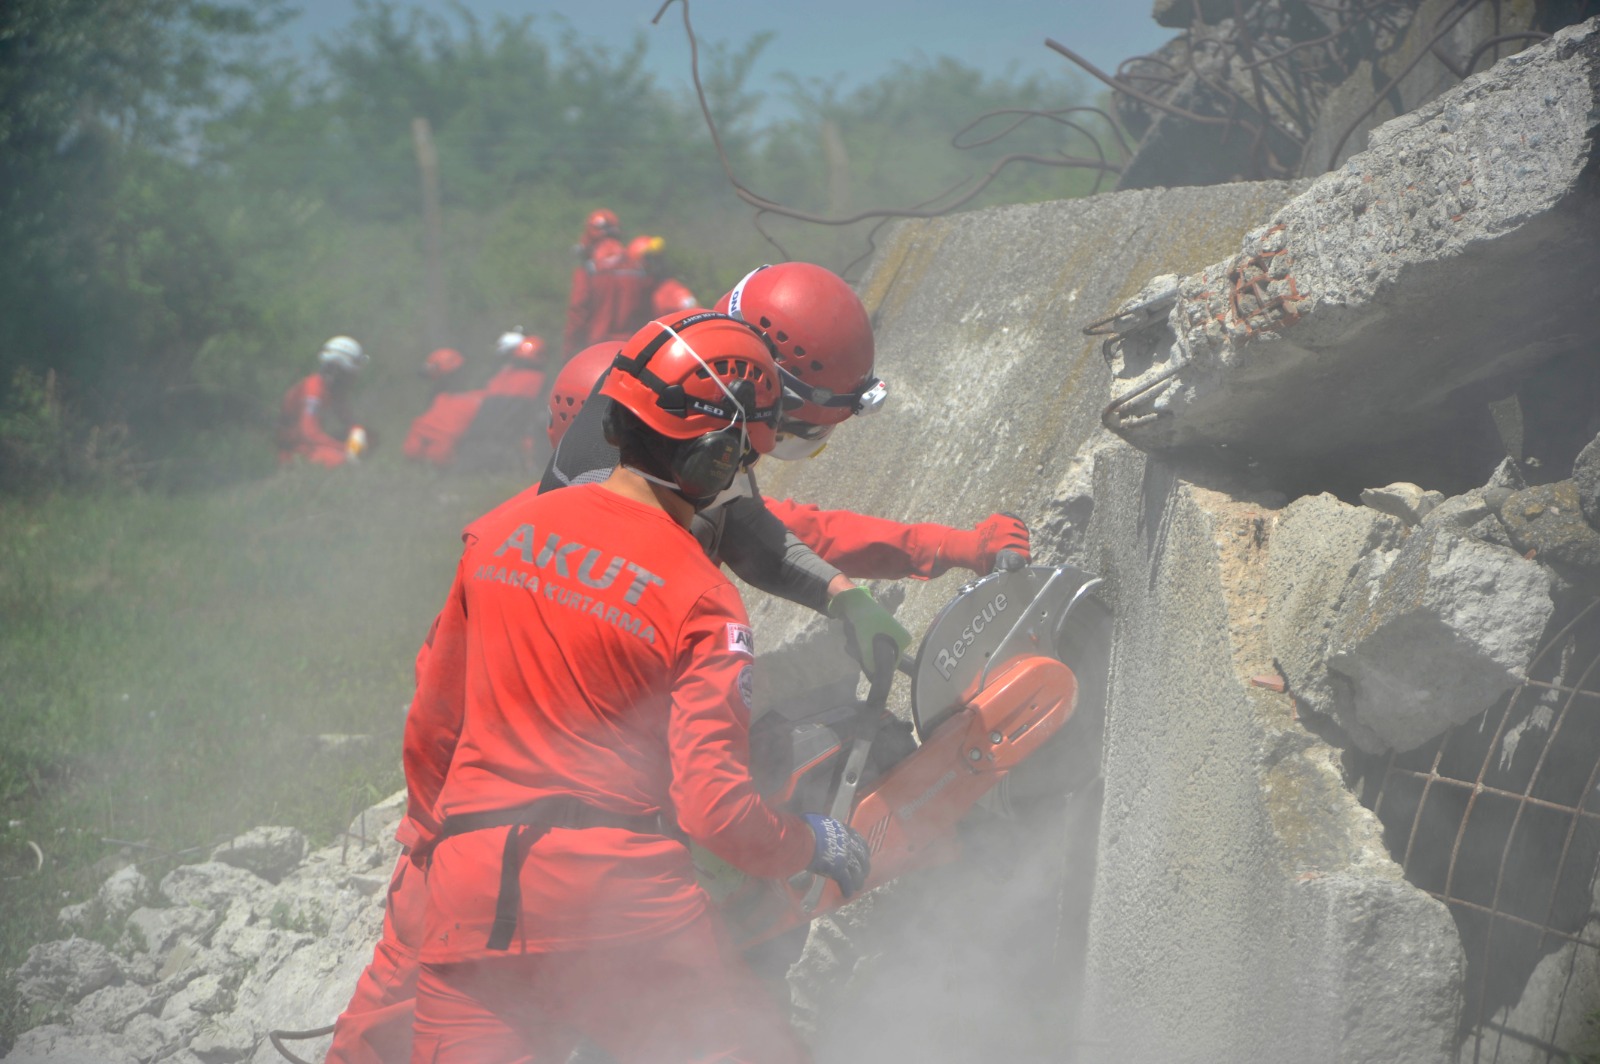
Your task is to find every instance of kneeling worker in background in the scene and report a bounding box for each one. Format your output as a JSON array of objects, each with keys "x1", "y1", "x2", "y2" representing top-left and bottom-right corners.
[
  {"x1": 402, "y1": 347, "x2": 484, "y2": 469},
  {"x1": 402, "y1": 309, "x2": 869, "y2": 1062},
  {"x1": 276, "y1": 335, "x2": 369, "y2": 467}
]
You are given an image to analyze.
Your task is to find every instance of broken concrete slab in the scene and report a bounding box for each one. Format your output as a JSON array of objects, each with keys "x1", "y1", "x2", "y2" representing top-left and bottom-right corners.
[
  {"x1": 1103, "y1": 21, "x2": 1600, "y2": 484},
  {"x1": 1326, "y1": 526, "x2": 1554, "y2": 752},
  {"x1": 210, "y1": 827, "x2": 306, "y2": 884},
  {"x1": 13, "y1": 939, "x2": 123, "y2": 1009},
  {"x1": 1501, "y1": 480, "x2": 1600, "y2": 596},
  {"x1": 1361, "y1": 482, "x2": 1444, "y2": 525},
  {"x1": 1572, "y1": 432, "x2": 1600, "y2": 526},
  {"x1": 1075, "y1": 446, "x2": 1460, "y2": 1063},
  {"x1": 1266, "y1": 492, "x2": 1405, "y2": 743}
]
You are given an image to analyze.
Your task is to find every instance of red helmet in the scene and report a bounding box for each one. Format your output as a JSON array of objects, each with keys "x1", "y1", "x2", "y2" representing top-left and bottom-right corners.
[
  {"x1": 511, "y1": 335, "x2": 545, "y2": 366},
  {"x1": 547, "y1": 342, "x2": 618, "y2": 449},
  {"x1": 600, "y1": 309, "x2": 782, "y2": 456},
  {"x1": 423, "y1": 347, "x2": 464, "y2": 380},
  {"x1": 583, "y1": 208, "x2": 619, "y2": 245},
  {"x1": 626, "y1": 235, "x2": 666, "y2": 270},
  {"x1": 715, "y1": 262, "x2": 883, "y2": 427}
]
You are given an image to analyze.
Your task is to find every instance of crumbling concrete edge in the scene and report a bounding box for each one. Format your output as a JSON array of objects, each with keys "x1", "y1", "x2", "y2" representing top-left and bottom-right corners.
[{"x1": 1077, "y1": 439, "x2": 1464, "y2": 1063}]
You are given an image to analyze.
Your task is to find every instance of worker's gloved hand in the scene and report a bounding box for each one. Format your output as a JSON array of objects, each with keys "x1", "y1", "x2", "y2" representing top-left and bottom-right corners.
[
  {"x1": 937, "y1": 512, "x2": 1031, "y2": 575},
  {"x1": 828, "y1": 587, "x2": 912, "y2": 675},
  {"x1": 803, "y1": 813, "x2": 872, "y2": 898}
]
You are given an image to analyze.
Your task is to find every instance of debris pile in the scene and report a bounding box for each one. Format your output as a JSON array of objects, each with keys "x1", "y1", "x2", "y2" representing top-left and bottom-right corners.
[{"x1": 5, "y1": 810, "x2": 402, "y2": 1064}]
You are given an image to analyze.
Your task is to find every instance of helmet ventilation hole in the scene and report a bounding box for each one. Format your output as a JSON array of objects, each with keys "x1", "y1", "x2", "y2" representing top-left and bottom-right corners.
[{"x1": 811, "y1": 360, "x2": 824, "y2": 372}]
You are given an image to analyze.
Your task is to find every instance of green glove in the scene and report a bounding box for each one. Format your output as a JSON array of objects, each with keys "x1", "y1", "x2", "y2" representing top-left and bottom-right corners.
[{"x1": 828, "y1": 587, "x2": 913, "y2": 675}]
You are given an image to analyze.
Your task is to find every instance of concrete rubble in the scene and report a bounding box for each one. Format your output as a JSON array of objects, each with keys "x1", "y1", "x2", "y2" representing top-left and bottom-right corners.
[
  {"x1": 4, "y1": 807, "x2": 401, "y2": 1064},
  {"x1": 11, "y1": 18, "x2": 1600, "y2": 1064},
  {"x1": 1101, "y1": 19, "x2": 1600, "y2": 486}
]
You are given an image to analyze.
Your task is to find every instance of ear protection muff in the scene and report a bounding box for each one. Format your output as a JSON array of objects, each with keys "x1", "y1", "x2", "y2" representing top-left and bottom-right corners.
[{"x1": 667, "y1": 376, "x2": 758, "y2": 502}]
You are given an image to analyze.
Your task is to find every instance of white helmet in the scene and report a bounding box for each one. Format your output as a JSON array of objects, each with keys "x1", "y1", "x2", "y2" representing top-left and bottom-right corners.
[
  {"x1": 496, "y1": 330, "x2": 525, "y2": 359},
  {"x1": 319, "y1": 335, "x2": 367, "y2": 373}
]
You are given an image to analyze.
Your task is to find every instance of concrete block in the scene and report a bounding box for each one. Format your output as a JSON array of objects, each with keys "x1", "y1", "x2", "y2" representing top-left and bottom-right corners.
[
  {"x1": 1327, "y1": 526, "x2": 1553, "y2": 751},
  {"x1": 1501, "y1": 480, "x2": 1600, "y2": 595},
  {"x1": 3, "y1": 1024, "x2": 139, "y2": 1064},
  {"x1": 1267, "y1": 493, "x2": 1404, "y2": 737},
  {"x1": 1572, "y1": 431, "x2": 1600, "y2": 525},
  {"x1": 1361, "y1": 482, "x2": 1445, "y2": 525},
  {"x1": 210, "y1": 827, "x2": 306, "y2": 884},
  {"x1": 1104, "y1": 21, "x2": 1600, "y2": 468},
  {"x1": 160, "y1": 862, "x2": 270, "y2": 913},
  {"x1": 14, "y1": 939, "x2": 122, "y2": 1008},
  {"x1": 1421, "y1": 490, "x2": 1490, "y2": 532}
]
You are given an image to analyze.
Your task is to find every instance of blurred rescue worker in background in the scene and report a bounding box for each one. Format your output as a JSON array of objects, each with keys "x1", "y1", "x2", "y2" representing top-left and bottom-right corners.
[
  {"x1": 276, "y1": 335, "x2": 368, "y2": 467},
  {"x1": 561, "y1": 208, "x2": 640, "y2": 360},
  {"x1": 624, "y1": 235, "x2": 698, "y2": 333},
  {"x1": 403, "y1": 309, "x2": 869, "y2": 1062},
  {"x1": 453, "y1": 333, "x2": 548, "y2": 474},
  {"x1": 403, "y1": 348, "x2": 484, "y2": 469}
]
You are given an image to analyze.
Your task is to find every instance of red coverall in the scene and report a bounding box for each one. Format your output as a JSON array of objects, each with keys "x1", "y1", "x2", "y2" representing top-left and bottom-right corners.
[
  {"x1": 403, "y1": 483, "x2": 814, "y2": 1062},
  {"x1": 325, "y1": 501, "x2": 955, "y2": 1064},
  {"x1": 276, "y1": 372, "x2": 353, "y2": 467},
  {"x1": 403, "y1": 391, "x2": 485, "y2": 468},
  {"x1": 561, "y1": 238, "x2": 646, "y2": 359}
]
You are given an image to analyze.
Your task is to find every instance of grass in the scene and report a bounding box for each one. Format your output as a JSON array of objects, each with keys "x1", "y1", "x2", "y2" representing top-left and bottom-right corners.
[{"x1": 0, "y1": 459, "x2": 528, "y2": 1050}]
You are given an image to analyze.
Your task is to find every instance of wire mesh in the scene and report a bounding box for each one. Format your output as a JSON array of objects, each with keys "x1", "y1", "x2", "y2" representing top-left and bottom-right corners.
[{"x1": 1361, "y1": 597, "x2": 1600, "y2": 1059}]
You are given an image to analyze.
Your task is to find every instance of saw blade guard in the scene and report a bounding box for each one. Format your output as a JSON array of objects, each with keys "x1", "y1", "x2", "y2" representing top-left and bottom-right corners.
[{"x1": 910, "y1": 564, "x2": 1106, "y2": 742}]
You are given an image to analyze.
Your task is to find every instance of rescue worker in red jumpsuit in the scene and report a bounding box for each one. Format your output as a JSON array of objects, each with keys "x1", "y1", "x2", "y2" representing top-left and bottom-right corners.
[
  {"x1": 623, "y1": 235, "x2": 698, "y2": 334},
  {"x1": 403, "y1": 348, "x2": 485, "y2": 469},
  {"x1": 403, "y1": 309, "x2": 870, "y2": 1062},
  {"x1": 454, "y1": 334, "x2": 548, "y2": 474},
  {"x1": 276, "y1": 335, "x2": 368, "y2": 467},
  {"x1": 561, "y1": 209, "x2": 641, "y2": 360},
  {"x1": 322, "y1": 271, "x2": 1027, "y2": 1063}
]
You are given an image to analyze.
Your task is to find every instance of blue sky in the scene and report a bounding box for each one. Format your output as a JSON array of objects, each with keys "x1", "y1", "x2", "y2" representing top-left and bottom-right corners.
[{"x1": 281, "y1": 2, "x2": 1172, "y2": 117}]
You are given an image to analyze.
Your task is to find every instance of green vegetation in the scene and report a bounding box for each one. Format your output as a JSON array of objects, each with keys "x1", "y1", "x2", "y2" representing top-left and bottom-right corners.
[
  {"x1": 0, "y1": 463, "x2": 524, "y2": 1049},
  {"x1": 1, "y1": 0, "x2": 1110, "y2": 492}
]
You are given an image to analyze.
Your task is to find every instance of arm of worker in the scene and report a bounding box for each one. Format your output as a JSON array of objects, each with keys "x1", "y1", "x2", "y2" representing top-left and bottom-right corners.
[
  {"x1": 764, "y1": 497, "x2": 1032, "y2": 579},
  {"x1": 666, "y1": 586, "x2": 815, "y2": 880},
  {"x1": 296, "y1": 388, "x2": 349, "y2": 459},
  {"x1": 713, "y1": 495, "x2": 845, "y2": 614},
  {"x1": 401, "y1": 554, "x2": 472, "y2": 846}
]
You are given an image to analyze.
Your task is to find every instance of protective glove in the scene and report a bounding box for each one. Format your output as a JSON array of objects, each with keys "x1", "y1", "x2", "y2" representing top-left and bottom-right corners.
[
  {"x1": 803, "y1": 813, "x2": 872, "y2": 898},
  {"x1": 827, "y1": 587, "x2": 912, "y2": 674},
  {"x1": 936, "y1": 512, "x2": 1031, "y2": 574}
]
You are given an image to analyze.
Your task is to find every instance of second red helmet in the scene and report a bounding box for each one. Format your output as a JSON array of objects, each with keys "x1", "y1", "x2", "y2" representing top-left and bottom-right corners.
[
  {"x1": 547, "y1": 342, "x2": 618, "y2": 449},
  {"x1": 715, "y1": 262, "x2": 882, "y2": 427}
]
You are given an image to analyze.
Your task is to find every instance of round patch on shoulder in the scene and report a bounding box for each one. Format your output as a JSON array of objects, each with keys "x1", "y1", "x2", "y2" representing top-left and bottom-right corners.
[{"x1": 737, "y1": 664, "x2": 755, "y2": 710}]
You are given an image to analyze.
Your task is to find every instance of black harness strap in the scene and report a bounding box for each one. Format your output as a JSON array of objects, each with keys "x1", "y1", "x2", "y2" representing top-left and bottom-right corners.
[{"x1": 437, "y1": 796, "x2": 673, "y2": 951}]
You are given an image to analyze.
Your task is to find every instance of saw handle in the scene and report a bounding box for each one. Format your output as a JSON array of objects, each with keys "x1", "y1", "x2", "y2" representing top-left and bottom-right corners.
[
  {"x1": 866, "y1": 634, "x2": 899, "y2": 708},
  {"x1": 992, "y1": 548, "x2": 1028, "y2": 573}
]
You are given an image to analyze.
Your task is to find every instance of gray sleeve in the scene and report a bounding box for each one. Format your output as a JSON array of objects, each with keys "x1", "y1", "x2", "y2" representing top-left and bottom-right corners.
[{"x1": 714, "y1": 494, "x2": 842, "y2": 615}]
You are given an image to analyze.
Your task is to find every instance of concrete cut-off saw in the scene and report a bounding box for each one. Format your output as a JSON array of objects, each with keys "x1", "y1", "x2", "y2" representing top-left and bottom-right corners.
[{"x1": 716, "y1": 560, "x2": 1112, "y2": 949}]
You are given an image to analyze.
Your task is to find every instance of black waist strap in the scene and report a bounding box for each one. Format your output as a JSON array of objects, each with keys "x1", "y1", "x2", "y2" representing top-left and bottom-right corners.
[{"x1": 437, "y1": 796, "x2": 674, "y2": 951}]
